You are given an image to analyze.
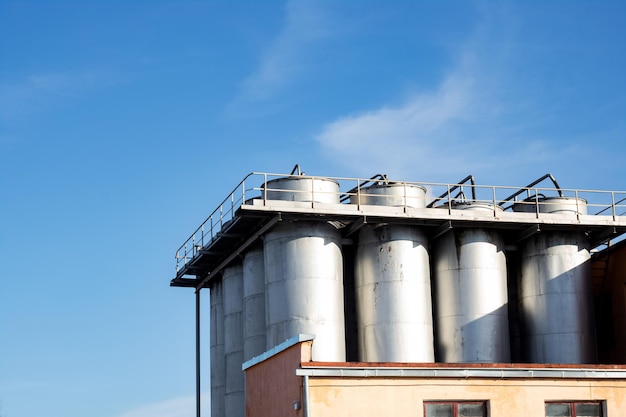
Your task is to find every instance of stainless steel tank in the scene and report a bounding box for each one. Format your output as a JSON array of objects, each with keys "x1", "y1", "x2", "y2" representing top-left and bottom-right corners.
[
  {"x1": 354, "y1": 183, "x2": 435, "y2": 362},
  {"x1": 350, "y1": 182, "x2": 428, "y2": 207},
  {"x1": 514, "y1": 197, "x2": 596, "y2": 363},
  {"x1": 210, "y1": 279, "x2": 225, "y2": 417},
  {"x1": 243, "y1": 245, "x2": 266, "y2": 362},
  {"x1": 433, "y1": 202, "x2": 511, "y2": 363},
  {"x1": 513, "y1": 196, "x2": 588, "y2": 215},
  {"x1": 264, "y1": 175, "x2": 340, "y2": 203},
  {"x1": 263, "y1": 176, "x2": 346, "y2": 361},
  {"x1": 223, "y1": 264, "x2": 244, "y2": 417}
]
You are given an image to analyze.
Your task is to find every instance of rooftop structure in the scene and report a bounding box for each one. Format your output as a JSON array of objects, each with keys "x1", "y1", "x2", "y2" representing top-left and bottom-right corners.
[{"x1": 170, "y1": 166, "x2": 626, "y2": 417}]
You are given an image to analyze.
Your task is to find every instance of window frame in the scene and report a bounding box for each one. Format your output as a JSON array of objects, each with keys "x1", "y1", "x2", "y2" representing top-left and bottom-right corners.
[
  {"x1": 424, "y1": 400, "x2": 488, "y2": 417},
  {"x1": 545, "y1": 400, "x2": 605, "y2": 417}
]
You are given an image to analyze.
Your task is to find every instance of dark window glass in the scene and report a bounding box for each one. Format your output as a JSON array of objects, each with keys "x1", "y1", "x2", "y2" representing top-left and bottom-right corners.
[
  {"x1": 425, "y1": 402, "x2": 485, "y2": 417},
  {"x1": 546, "y1": 402, "x2": 603, "y2": 417},
  {"x1": 425, "y1": 403, "x2": 453, "y2": 417},
  {"x1": 459, "y1": 403, "x2": 485, "y2": 417},
  {"x1": 575, "y1": 403, "x2": 601, "y2": 417},
  {"x1": 546, "y1": 403, "x2": 571, "y2": 417}
]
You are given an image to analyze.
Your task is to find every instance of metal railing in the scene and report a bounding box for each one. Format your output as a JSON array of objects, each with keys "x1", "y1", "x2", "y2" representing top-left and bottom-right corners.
[{"x1": 175, "y1": 172, "x2": 626, "y2": 273}]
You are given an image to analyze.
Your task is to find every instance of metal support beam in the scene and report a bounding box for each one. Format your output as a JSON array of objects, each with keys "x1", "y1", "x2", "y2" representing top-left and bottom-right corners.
[
  {"x1": 195, "y1": 214, "x2": 282, "y2": 290},
  {"x1": 590, "y1": 226, "x2": 618, "y2": 248},
  {"x1": 195, "y1": 289, "x2": 201, "y2": 417},
  {"x1": 431, "y1": 221, "x2": 453, "y2": 241},
  {"x1": 344, "y1": 216, "x2": 366, "y2": 237},
  {"x1": 515, "y1": 224, "x2": 541, "y2": 243}
]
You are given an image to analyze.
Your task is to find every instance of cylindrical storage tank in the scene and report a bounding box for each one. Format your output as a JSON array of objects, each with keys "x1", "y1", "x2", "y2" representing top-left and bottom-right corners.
[
  {"x1": 353, "y1": 184, "x2": 435, "y2": 362},
  {"x1": 433, "y1": 203, "x2": 511, "y2": 363},
  {"x1": 264, "y1": 220, "x2": 346, "y2": 361},
  {"x1": 264, "y1": 176, "x2": 340, "y2": 203},
  {"x1": 243, "y1": 245, "x2": 266, "y2": 362},
  {"x1": 210, "y1": 279, "x2": 225, "y2": 417},
  {"x1": 350, "y1": 182, "x2": 427, "y2": 207},
  {"x1": 513, "y1": 196, "x2": 588, "y2": 216},
  {"x1": 514, "y1": 197, "x2": 596, "y2": 363},
  {"x1": 223, "y1": 264, "x2": 244, "y2": 417}
]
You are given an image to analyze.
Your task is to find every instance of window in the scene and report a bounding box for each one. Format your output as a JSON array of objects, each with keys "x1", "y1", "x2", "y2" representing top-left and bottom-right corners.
[
  {"x1": 545, "y1": 401, "x2": 603, "y2": 417},
  {"x1": 424, "y1": 401, "x2": 487, "y2": 417}
]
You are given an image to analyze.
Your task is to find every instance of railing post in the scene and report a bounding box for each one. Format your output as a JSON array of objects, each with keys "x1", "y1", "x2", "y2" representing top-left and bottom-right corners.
[
  {"x1": 612, "y1": 191, "x2": 616, "y2": 221},
  {"x1": 536, "y1": 190, "x2": 540, "y2": 218},
  {"x1": 263, "y1": 173, "x2": 267, "y2": 206},
  {"x1": 403, "y1": 182, "x2": 408, "y2": 213}
]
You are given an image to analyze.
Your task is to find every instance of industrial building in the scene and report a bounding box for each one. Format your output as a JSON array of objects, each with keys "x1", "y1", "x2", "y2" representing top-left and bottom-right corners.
[{"x1": 170, "y1": 166, "x2": 626, "y2": 417}]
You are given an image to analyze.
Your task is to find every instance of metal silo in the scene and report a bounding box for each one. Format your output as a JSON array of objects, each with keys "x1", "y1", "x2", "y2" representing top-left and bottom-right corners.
[
  {"x1": 514, "y1": 196, "x2": 596, "y2": 363},
  {"x1": 432, "y1": 202, "x2": 511, "y2": 363},
  {"x1": 263, "y1": 176, "x2": 346, "y2": 361},
  {"x1": 353, "y1": 182, "x2": 435, "y2": 362},
  {"x1": 352, "y1": 181, "x2": 428, "y2": 207},
  {"x1": 263, "y1": 174, "x2": 340, "y2": 203},
  {"x1": 210, "y1": 279, "x2": 225, "y2": 417},
  {"x1": 243, "y1": 245, "x2": 266, "y2": 362},
  {"x1": 223, "y1": 263, "x2": 244, "y2": 417}
]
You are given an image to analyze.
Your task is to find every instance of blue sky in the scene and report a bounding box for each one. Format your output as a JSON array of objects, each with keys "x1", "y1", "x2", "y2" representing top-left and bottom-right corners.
[{"x1": 1, "y1": 1, "x2": 625, "y2": 416}]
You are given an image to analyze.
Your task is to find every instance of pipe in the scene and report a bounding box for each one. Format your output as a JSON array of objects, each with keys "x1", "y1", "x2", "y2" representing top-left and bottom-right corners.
[
  {"x1": 499, "y1": 173, "x2": 563, "y2": 206},
  {"x1": 340, "y1": 174, "x2": 388, "y2": 202},
  {"x1": 427, "y1": 175, "x2": 476, "y2": 208},
  {"x1": 290, "y1": 164, "x2": 302, "y2": 175},
  {"x1": 303, "y1": 374, "x2": 310, "y2": 417},
  {"x1": 195, "y1": 289, "x2": 201, "y2": 417}
]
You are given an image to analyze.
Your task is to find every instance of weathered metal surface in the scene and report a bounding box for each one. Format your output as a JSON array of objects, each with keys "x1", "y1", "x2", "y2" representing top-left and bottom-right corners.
[
  {"x1": 354, "y1": 183, "x2": 434, "y2": 362},
  {"x1": 515, "y1": 197, "x2": 596, "y2": 363},
  {"x1": 210, "y1": 279, "x2": 225, "y2": 417},
  {"x1": 355, "y1": 224, "x2": 434, "y2": 362},
  {"x1": 263, "y1": 176, "x2": 340, "y2": 203},
  {"x1": 350, "y1": 183, "x2": 427, "y2": 207},
  {"x1": 513, "y1": 196, "x2": 588, "y2": 215},
  {"x1": 264, "y1": 220, "x2": 346, "y2": 361},
  {"x1": 223, "y1": 264, "x2": 245, "y2": 417},
  {"x1": 518, "y1": 231, "x2": 596, "y2": 363},
  {"x1": 243, "y1": 245, "x2": 266, "y2": 362},
  {"x1": 433, "y1": 203, "x2": 511, "y2": 363}
]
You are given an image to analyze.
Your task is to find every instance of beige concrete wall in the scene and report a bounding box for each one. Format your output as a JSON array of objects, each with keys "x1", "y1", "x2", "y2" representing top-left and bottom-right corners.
[{"x1": 307, "y1": 377, "x2": 626, "y2": 417}]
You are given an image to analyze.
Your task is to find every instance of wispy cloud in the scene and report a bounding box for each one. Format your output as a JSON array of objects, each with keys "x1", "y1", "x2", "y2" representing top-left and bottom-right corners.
[
  {"x1": 227, "y1": 0, "x2": 331, "y2": 111},
  {"x1": 313, "y1": 6, "x2": 555, "y2": 183},
  {"x1": 113, "y1": 392, "x2": 209, "y2": 417},
  {"x1": 0, "y1": 70, "x2": 109, "y2": 123}
]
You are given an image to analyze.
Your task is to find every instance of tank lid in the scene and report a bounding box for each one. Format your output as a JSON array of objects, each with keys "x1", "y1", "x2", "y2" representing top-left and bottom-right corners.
[{"x1": 436, "y1": 201, "x2": 503, "y2": 211}]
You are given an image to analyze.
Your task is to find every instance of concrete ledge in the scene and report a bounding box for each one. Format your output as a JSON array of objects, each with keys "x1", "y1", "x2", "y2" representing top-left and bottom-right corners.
[{"x1": 296, "y1": 366, "x2": 626, "y2": 379}]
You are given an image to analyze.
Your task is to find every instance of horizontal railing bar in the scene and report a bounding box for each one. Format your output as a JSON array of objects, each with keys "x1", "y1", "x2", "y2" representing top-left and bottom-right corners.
[{"x1": 174, "y1": 171, "x2": 626, "y2": 273}]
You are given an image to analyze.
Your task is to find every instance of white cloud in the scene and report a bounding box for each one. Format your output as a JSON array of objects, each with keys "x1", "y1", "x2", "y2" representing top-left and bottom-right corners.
[
  {"x1": 229, "y1": 0, "x2": 331, "y2": 107},
  {"x1": 313, "y1": 5, "x2": 556, "y2": 183},
  {"x1": 0, "y1": 70, "x2": 105, "y2": 122},
  {"x1": 114, "y1": 393, "x2": 209, "y2": 417},
  {"x1": 315, "y1": 46, "x2": 494, "y2": 180}
]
